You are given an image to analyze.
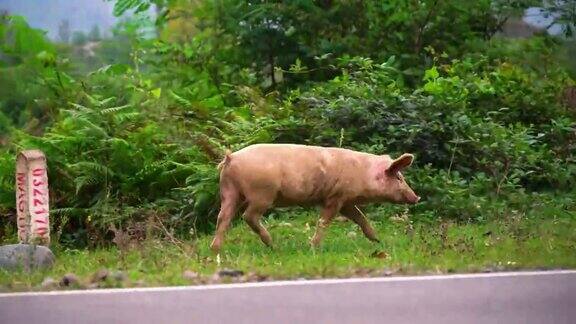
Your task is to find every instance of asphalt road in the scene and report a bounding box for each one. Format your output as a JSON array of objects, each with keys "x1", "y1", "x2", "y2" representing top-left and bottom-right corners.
[{"x1": 1, "y1": 270, "x2": 575, "y2": 324}]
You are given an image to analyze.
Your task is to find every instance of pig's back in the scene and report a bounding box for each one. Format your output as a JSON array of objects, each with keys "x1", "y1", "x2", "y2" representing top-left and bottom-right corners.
[{"x1": 226, "y1": 144, "x2": 373, "y2": 205}]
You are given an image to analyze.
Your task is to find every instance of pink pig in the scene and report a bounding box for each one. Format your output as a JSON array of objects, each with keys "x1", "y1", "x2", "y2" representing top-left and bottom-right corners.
[{"x1": 210, "y1": 144, "x2": 420, "y2": 253}]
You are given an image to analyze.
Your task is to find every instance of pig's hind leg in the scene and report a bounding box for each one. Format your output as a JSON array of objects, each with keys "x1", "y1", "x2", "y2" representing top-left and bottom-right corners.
[{"x1": 210, "y1": 184, "x2": 240, "y2": 253}]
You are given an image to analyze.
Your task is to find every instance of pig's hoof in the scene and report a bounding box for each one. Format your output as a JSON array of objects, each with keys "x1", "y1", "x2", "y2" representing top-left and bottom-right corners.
[
  {"x1": 262, "y1": 237, "x2": 274, "y2": 248},
  {"x1": 370, "y1": 237, "x2": 381, "y2": 243},
  {"x1": 210, "y1": 240, "x2": 221, "y2": 254},
  {"x1": 310, "y1": 240, "x2": 321, "y2": 249}
]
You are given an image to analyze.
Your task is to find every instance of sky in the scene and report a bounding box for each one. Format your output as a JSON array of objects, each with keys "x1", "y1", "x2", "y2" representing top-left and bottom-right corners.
[
  {"x1": 524, "y1": 7, "x2": 563, "y2": 35},
  {"x1": 0, "y1": 0, "x2": 154, "y2": 39}
]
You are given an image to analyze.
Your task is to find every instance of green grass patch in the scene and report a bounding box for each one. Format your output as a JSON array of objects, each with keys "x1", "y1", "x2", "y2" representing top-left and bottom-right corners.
[{"x1": 1, "y1": 210, "x2": 575, "y2": 292}]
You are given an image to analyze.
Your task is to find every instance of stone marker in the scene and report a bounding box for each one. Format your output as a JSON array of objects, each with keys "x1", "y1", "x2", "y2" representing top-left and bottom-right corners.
[
  {"x1": 0, "y1": 150, "x2": 54, "y2": 271},
  {"x1": 16, "y1": 150, "x2": 51, "y2": 245},
  {"x1": 0, "y1": 244, "x2": 55, "y2": 271}
]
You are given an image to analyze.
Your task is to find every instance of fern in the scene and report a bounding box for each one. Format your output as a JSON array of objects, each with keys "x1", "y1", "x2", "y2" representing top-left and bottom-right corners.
[
  {"x1": 75, "y1": 118, "x2": 110, "y2": 138},
  {"x1": 69, "y1": 161, "x2": 115, "y2": 194},
  {"x1": 98, "y1": 96, "x2": 117, "y2": 108},
  {"x1": 113, "y1": 112, "x2": 141, "y2": 124},
  {"x1": 73, "y1": 175, "x2": 105, "y2": 194},
  {"x1": 51, "y1": 207, "x2": 85, "y2": 217},
  {"x1": 68, "y1": 161, "x2": 115, "y2": 177},
  {"x1": 169, "y1": 90, "x2": 193, "y2": 107},
  {"x1": 68, "y1": 103, "x2": 93, "y2": 115},
  {"x1": 100, "y1": 104, "x2": 132, "y2": 115}
]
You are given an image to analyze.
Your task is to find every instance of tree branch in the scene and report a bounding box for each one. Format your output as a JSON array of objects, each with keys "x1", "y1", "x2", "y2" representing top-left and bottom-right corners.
[{"x1": 414, "y1": 0, "x2": 441, "y2": 55}]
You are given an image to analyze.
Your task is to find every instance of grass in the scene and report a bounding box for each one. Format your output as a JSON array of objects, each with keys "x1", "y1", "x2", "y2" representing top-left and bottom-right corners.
[{"x1": 1, "y1": 209, "x2": 575, "y2": 292}]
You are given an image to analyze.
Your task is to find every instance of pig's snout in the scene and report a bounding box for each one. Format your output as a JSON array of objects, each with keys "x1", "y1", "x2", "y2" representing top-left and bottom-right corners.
[{"x1": 405, "y1": 193, "x2": 420, "y2": 204}]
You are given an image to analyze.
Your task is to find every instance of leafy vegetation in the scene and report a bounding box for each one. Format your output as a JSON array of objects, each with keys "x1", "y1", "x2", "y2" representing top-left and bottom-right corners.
[{"x1": 0, "y1": 0, "x2": 575, "y2": 282}]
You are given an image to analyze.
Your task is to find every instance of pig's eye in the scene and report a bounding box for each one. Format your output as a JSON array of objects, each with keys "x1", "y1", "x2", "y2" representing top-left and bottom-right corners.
[{"x1": 396, "y1": 174, "x2": 401, "y2": 180}]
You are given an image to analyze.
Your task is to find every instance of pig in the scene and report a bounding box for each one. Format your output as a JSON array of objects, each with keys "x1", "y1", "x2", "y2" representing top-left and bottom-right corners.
[{"x1": 210, "y1": 144, "x2": 420, "y2": 253}]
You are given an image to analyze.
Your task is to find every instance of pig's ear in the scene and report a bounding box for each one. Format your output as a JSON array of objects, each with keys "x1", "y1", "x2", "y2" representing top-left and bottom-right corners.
[{"x1": 386, "y1": 153, "x2": 414, "y2": 175}]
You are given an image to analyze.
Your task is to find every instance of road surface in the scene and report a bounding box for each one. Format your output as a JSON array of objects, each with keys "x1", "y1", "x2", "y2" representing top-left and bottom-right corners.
[{"x1": 1, "y1": 270, "x2": 575, "y2": 324}]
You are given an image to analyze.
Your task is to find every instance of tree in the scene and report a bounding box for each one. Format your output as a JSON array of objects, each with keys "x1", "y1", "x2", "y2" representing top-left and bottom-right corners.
[
  {"x1": 183, "y1": 0, "x2": 536, "y2": 89},
  {"x1": 71, "y1": 31, "x2": 88, "y2": 46},
  {"x1": 58, "y1": 19, "x2": 71, "y2": 43},
  {"x1": 88, "y1": 25, "x2": 101, "y2": 41}
]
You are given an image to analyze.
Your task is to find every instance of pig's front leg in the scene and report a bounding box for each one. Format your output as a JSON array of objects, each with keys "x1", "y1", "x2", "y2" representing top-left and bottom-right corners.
[
  {"x1": 311, "y1": 200, "x2": 342, "y2": 248},
  {"x1": 340, "y1": 204, "x2": 380, "y2": 243}
]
